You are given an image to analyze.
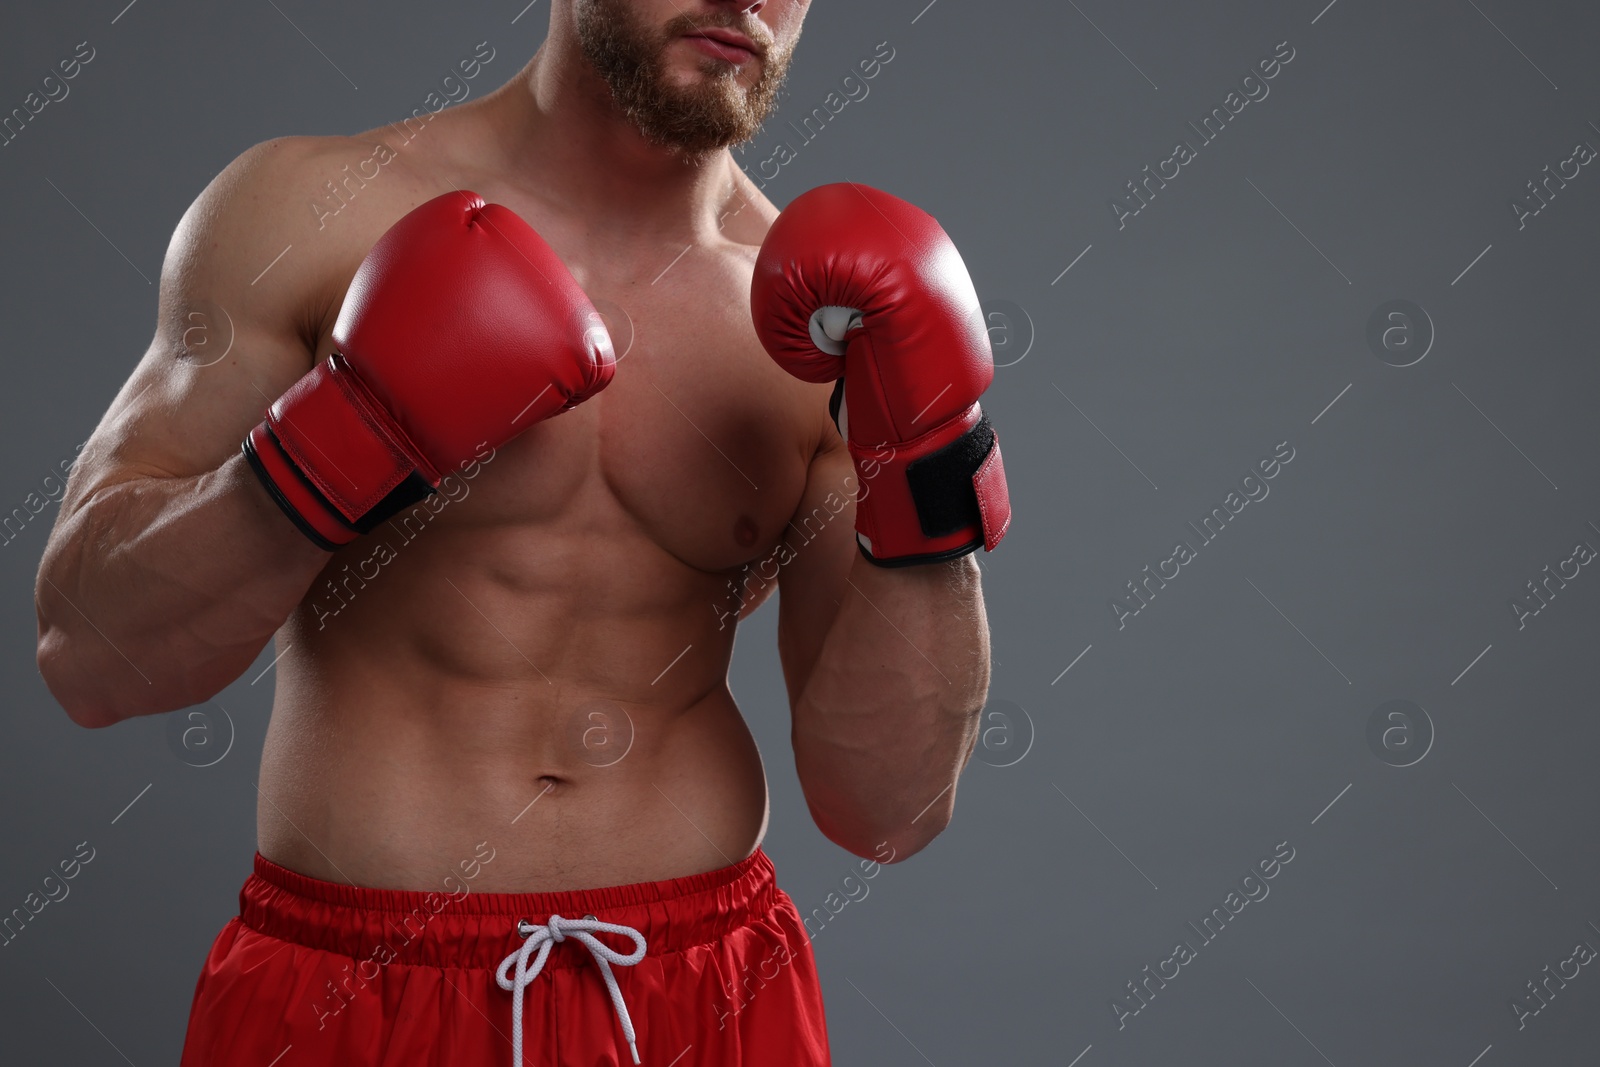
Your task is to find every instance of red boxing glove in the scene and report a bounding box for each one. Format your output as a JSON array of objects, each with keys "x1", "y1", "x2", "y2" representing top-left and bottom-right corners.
[
  {"x1": 751, "y1": 183, "x2": 1011, "y2": 566},
  {"x1": 244, "y1": 191, "x2": 615, "y2": 549}
]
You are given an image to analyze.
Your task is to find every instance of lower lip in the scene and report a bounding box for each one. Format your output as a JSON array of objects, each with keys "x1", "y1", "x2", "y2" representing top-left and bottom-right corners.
[{"x1": 685, "y1": 35, "x2": 757, "y2": 64}]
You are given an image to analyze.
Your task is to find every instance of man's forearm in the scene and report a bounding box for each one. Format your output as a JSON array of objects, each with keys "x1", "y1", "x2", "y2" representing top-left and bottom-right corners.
[
  {"x1": 790, "y1": 551, "x2": 990, "y2": 860},
  {"x1": 36, "y1": 452, "x2": 330, "y2": 726}
]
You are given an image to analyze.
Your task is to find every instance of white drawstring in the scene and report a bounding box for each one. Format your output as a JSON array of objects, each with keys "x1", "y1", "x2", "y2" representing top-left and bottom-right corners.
[{"x1": 495, "y1": 914, "x2": 648, "y2": 1066}]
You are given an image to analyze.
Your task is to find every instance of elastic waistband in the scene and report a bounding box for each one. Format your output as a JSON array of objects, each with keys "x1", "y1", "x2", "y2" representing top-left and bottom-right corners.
[{"x1": 240, "y1": 850, "x2": 778, "y2": 969}]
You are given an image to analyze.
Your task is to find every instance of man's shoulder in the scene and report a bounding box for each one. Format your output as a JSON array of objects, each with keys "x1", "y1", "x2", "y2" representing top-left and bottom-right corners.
[
  {"x1": 205, "y1": 134, "x2": 403, "y2": 211},
  {"x1": 205, "y1": 133, "x2": 429, "y2": 237},
  {"x1": 167, "y1": 133, "x2": 438, "y2": 312}
]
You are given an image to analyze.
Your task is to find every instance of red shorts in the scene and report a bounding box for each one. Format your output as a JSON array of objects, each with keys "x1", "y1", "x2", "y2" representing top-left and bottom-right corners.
[{"x1": 180, "y1": 849, "x2": 830, "y2": 1066}]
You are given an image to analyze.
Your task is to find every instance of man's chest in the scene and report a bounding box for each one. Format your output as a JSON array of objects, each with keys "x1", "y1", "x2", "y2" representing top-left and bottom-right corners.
[
  {"x1": 578, "y1": 278, "x2": 825, "y2": 573},
  {"x1": 314, "y1": 249, "x2": 826, "y2": 575}
]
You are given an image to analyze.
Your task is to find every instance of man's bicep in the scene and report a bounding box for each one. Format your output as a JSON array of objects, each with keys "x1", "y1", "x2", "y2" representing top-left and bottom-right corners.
[
  {"x1": 65, "y1": 138, "x2": 338, "y2": 513},
  {"x1": 775, "y1": 435, "x2": 859, "y2": 709}
]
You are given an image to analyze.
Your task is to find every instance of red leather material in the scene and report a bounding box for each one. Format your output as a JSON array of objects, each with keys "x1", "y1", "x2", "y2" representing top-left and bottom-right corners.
[
  {"x1": 246, "y1": 190, "x2": 616, "y2": 543},
  {"x1": 265, "y1": 356, "x2": 416, "y2": 523},
  {"x1": 245, "y1": 422, "x2": 358, "y2": 547},
  {"x1": 332, "y1": 194, "x2": 616, "y2": 467},
  {"x1": 751, "y1": 183, "x2": 1010, "y2": 561},
  {"x1": 972, "y1": 432, "x2": 1011, "y2": 551},
  {"x1": 751, "y1": 184, "x2": 991, "y2": 449},
  {"x1": 850, "y1": 404, "x2": 984, "y2": 561}
]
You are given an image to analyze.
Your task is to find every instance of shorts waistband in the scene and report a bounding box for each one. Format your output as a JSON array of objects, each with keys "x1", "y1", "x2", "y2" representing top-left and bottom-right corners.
[{"x1": 241, "y1": 849, "x2": 778, "y2": 969}]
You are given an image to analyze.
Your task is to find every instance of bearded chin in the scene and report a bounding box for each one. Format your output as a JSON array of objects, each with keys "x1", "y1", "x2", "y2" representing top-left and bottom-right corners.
[{"x1": 576, "y1": 0, "x2": 789, "y2": 156}]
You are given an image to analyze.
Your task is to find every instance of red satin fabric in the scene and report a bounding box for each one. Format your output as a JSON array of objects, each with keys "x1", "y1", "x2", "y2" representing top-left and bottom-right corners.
[{"x1": 180, "y1": 850, "x2": 830, "y2": 1066}]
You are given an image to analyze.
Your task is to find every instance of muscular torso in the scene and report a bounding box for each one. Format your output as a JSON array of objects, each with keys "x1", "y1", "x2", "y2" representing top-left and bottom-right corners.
[{"x1": 257, "y1": 98, "x2": 829, "y2": 891}]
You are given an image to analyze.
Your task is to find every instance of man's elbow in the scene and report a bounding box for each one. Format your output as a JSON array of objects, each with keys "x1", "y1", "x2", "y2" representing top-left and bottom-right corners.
[
  {"x1": 35, "y1": 626, "x2": 184, "y2": 728},
  {"x1": 804, "y1": 794, "x2": 952, "y2": 864},
  {"x1": 58, "y1": 701, "x2": 123, "y2": 730},
  {"x1": 38, "y1": 634, "x2": 123, "y2": 728}
]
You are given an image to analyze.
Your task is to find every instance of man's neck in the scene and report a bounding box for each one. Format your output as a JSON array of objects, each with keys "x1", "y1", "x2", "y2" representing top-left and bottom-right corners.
[{"x1": 482, "y1": 46, "x2": 747, "y2": 243}]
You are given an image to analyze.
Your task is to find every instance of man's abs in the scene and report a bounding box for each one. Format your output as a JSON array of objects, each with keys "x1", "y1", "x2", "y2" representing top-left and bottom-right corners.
[{"x1": 255, "y1": 420, "x2": 779, "y2": 893}]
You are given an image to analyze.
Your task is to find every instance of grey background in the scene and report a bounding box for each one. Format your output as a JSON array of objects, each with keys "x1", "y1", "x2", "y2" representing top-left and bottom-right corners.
[{"x1": 2, "y1": 0, "x2": 1598, "y2": 1064}]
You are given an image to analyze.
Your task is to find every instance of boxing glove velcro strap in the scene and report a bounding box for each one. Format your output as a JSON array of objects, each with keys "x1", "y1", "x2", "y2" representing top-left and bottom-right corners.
[
  {"x1": 266, "y1": 354, "x2": 435, "y2": 522},
  {"x1": 244, "y1": 424, "x2": 437, "y2": 550},
  {"x1": 849, "y1": 405, "x2": 1012, "y2": 566},
  {"x1": 971, "y1": 431, "x2": 1011, "y2": 552},
  {"x1": 906, "y1": 412, "x2": 996, "y2": 538},
  {"x1": 243, "y1": 424, "x2": 358, "y2": 550}
]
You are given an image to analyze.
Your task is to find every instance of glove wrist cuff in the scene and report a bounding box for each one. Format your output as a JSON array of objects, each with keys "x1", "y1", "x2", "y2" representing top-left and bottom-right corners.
[
  {"x1": 267, "y1": 355, "x2": 437, "y2": 519},
  {"x1": 848, "y1": 404, "x2": 1012, "y2": 567},
  {"x1": 244, "y1": 355, "x2": 438, "y2": 549},
  {"x1": 243, "y1": 423, "x2": 357, "y2": 550}
]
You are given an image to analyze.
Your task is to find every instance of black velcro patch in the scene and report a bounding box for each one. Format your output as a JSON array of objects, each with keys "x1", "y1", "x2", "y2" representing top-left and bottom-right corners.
[
  {"x1": 905, "y1": 412, "x2": 994, "y2": 538},
  {"x1": 355, "y1": 470, "x2": 436, "y2": 532}
]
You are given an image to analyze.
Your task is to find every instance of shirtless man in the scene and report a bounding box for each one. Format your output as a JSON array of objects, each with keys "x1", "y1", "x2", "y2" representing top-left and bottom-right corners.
[{"x1": 34, "y1": 1, "x2": 1009, "y2": 1063}]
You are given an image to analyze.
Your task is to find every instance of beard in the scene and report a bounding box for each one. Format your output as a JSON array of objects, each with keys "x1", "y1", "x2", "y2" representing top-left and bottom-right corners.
[{"x1": 575, "y1": 0, "x2": 793, "y2": 156}]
